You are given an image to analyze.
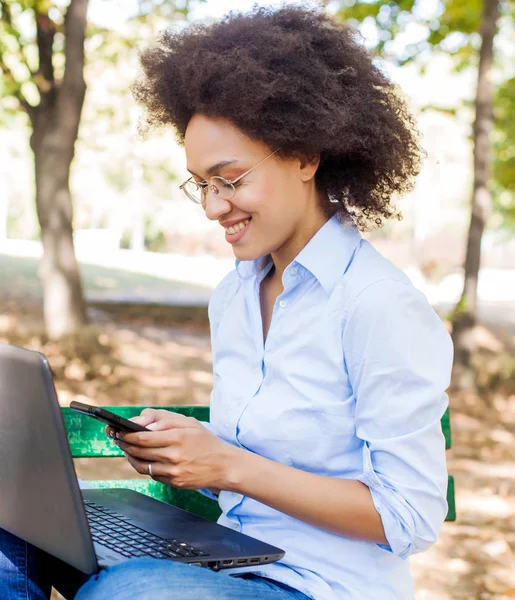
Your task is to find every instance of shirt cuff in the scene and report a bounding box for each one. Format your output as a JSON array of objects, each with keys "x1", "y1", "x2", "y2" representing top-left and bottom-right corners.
[
  {"x1": 356, "y1": 443, "x2": 415, "y2": 559},
  {"x1": 196, "y1": 487, "x2": 220, "y2": 501}
]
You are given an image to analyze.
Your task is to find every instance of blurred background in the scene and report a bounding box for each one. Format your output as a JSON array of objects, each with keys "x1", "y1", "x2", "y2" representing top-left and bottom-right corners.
[{"x1": 1, "y1": 0, "x2": 514, "y2": 598}]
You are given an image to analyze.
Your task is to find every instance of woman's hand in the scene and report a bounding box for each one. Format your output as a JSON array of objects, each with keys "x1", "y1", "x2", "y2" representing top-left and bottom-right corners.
[{"x1": 105, "y1": 409, "x2": 235, "y2": 492}]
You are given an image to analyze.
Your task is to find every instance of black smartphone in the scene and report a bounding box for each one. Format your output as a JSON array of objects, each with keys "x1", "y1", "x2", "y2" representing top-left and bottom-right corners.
[{"x1": 69, "y1": 400, "x2": 150, "y2": 433}]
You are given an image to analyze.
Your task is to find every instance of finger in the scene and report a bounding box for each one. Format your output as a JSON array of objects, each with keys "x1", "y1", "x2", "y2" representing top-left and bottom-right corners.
[
  {"x1": 118, "y1": 427, "x2": 190, "y2": 448},
  {"x1": 136, "y1": 408, "x2": 170, "y2": 427},
  {"x1": 145, "y1": 412, "x2": 197, "y2": 432},
  {"x1": 117, "y1": 441, "x2": 165, "y2": 463},
  {"x1": 130, "y1": 415, "x2": 149, "y2": 426},
  {"x1": 150, "y1": 474, "x2": 169, "y2": 486},
  {"x1": 123, "y1": 409, "x2": 169, "y2": 430},
  {"x1": 117, "y1": 409, "x2": 199, "y2": 445},
  {"x1": 124, "y1": 453, "x2": 148, "y2": 475},
  {"x1": 126, "y1": 454, "x2": 166, "y2": 481}
]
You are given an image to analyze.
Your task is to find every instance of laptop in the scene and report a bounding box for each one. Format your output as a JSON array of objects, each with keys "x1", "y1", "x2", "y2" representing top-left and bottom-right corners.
[{"x1": 0, "y1": 342, "x2": 284, "y2": 574}]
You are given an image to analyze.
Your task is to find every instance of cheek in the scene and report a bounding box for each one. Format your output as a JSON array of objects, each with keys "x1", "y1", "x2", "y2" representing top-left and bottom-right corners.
[
  {"x1": 238, "y1": 179, "x2": 274, "y2": 210},
  {"x1": 243, "y1": 178, "x2": 292, "y2": 218}
]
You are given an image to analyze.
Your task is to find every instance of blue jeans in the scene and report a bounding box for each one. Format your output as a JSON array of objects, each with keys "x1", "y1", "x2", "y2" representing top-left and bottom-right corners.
[{"x1": 0, "y1": 527, "x2": 310, "y2": 599}]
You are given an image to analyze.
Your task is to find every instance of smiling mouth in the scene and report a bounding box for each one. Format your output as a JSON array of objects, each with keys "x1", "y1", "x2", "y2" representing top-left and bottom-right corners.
[{"x1": 224, "y1": 218, "x2": 251, "y2": 235}]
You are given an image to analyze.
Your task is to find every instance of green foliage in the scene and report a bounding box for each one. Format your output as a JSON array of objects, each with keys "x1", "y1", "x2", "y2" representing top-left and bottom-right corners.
[
  {"x1": 336, "y1": 0, "x2": 491, "y2": 63},
  {"x1": 1, "y1": 0, "x2": 206, "y2": 244},
  {"x1": 333, "y1": 0, "x2": 515, "y2": 230},
  {"x1": 427, "y1": 0, "x2": 483, "y2": 42},
  {"x1": 0, "y1": 0, "x2": 206, "y2": 118},
  {"x1": 494, "y1": 76, "x2": 515, "y2": 193},
  {"x1": 0, "y1": 0, "x2": 62, "y2": 117},
  {"x1": 493, "y1": 76, "x2": 515, "y2": 228},
  {"x1": 337, "y1": 0, "x2": 417, "y2": 59},
  {"x1": 144, "y1": 215, "x2": 167, "y2": 253},
  {"x1": 104, "y1": 163, "x2": 132, "y2": 194}
]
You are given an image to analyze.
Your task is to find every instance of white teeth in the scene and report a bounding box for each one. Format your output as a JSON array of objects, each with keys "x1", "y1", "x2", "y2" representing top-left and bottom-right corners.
[{"x1": 226, "y1": 219, "x2": 250, "y2": 234}]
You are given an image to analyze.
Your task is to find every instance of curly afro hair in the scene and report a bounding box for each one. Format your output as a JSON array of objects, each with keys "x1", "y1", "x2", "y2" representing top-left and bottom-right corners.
[{"x1": 133, "y1": 5, "x2": 423, "y2": 230}]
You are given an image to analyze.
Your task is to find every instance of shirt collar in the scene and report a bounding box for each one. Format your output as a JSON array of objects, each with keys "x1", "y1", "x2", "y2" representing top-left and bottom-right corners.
[
  {"x1": 235, "y1": 213, "x2": 362, "y2": 294},
  {"x1": 295, "y1": 213, "x2": 362, "y2": 295},
  {"x1": 235, "y1": 254, "x2": 272, "y2": 280}
]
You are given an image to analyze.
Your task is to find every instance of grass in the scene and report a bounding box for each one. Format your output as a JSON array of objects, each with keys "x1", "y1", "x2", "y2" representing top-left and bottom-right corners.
[{"x1": 0, "y1": 253, "x2": 212, "y2": 303}]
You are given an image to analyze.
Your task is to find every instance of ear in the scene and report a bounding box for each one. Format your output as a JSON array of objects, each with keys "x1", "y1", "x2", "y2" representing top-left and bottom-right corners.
[{"x1": 299, "y1": 154, "x2": 320, "y2": 182}]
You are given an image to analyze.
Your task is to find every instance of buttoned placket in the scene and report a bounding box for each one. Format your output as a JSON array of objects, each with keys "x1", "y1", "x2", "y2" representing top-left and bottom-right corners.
[
  {"x1": 232, "y1": 262, "x2": 299, "y2": 420},
  {"x1": 260, "y1": 263, "x2": 301, "y2": 352},
  {"x1": 221, "y1": 261, "x2": 304, "y2": 449},
  {"x1": 218, "y1": 266, "x2": 276, "y2": 532}
]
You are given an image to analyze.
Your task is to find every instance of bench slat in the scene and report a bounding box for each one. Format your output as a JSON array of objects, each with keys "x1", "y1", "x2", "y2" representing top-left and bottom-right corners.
[
  {"x1": 63, "y1": 406, "x2": 210, "y2": 458},
  {"x1": 446, "y1": 475, "x2": 456, "y2": 522},
  {"x1": 88, "y1": 479, "x2": 221, "y2": 522},
  {"x1": 441, "y1": 408, "x2": 451, "y2": 449},
  {"x1": 62, "y1": 406, "x2": 452, "y2": 456}
]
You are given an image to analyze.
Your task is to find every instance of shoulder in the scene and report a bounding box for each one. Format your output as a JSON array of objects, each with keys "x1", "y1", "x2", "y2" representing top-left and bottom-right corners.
[
  {"x1": 340, "y1": 240, "x2": 449, "y2": 343},
  {"x1": 341, "y1": 243, "x2": 453, "y2": 382},
  {"x1": 343, "y1": 239, "x2": 422, "y2": 315}
]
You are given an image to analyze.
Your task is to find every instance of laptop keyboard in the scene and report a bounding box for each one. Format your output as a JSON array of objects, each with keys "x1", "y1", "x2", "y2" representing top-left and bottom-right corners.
[{"x1": 84, "y1": 501, "x2": 209, "y2": 560}]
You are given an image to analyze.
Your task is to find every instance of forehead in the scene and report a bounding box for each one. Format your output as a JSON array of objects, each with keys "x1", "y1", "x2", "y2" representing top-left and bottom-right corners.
[{"x1": 184, "y1": 114, "x2": 269, "y2": 170}]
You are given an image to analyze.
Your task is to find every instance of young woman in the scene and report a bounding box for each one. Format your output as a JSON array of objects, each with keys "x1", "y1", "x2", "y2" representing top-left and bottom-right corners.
[{"x1": 0, "y1": 6, "x2": 453, "y2": 599}]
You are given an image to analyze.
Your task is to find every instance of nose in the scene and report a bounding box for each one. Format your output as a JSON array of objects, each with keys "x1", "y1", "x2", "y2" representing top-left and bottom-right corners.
[{"x1": 203, "y1": 189, "x2": 232, "y2": 221}]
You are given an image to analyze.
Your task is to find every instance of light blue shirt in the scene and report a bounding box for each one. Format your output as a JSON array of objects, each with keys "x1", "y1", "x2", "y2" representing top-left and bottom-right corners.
[{"x1": 202, "y1": 213, "x2": 453, "y2": 600}]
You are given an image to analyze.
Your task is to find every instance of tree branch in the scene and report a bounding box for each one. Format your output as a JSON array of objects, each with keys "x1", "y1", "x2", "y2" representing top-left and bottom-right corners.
[
  {"x1": 62, "y1": 0, "x2": 88, "y2": 90},
  {"x1": 35, "y1": 4, "x2": 56, "y2": 99},
  {"x1": 0, "y1": 51, "x2": 35, "y2": 120},
  {"x1": 57, "y1": 0, "x2": 88, "y2": 139}
]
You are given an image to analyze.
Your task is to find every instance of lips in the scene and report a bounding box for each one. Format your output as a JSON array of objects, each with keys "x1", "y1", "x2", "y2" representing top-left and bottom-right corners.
[
  {"x1": 225, "y1": 218, "x2": 251, "y2": 244},
  {"x1": 221, "y1": 217, "x2": 252, "y2": 232}
]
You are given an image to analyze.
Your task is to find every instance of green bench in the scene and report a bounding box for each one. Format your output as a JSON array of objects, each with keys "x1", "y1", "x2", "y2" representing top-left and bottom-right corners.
[{"x1": 62, "y1": 405, "x2": 456, "y2": 523}]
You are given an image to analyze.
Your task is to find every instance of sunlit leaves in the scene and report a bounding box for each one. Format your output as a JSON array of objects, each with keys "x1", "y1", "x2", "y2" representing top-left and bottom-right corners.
[
  {"x1": 492, "y1": 76, "x2": 515, "y2": 228},
  {"x1": 332, "y1": 0, "x2": 514, "y2": 229}
]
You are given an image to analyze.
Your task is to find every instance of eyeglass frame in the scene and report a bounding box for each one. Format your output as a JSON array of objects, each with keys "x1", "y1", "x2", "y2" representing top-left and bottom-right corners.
[{"x1": 179, "y1": 148, "x2": 281, "y2": 205}]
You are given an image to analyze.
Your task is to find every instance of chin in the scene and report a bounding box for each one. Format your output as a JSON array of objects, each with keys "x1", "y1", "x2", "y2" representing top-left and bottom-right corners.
[{"x1": 232, "y1": 245, "x2": 266, "y2": 263}]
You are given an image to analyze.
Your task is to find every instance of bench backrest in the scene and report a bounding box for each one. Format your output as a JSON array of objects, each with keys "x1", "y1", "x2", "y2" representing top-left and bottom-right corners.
[{"x1": 62, "y1": 406, "x2": 455, "y2": 522}]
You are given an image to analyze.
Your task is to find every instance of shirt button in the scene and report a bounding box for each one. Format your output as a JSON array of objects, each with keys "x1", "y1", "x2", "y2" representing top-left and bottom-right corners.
[
  {"x1": 279, "y1": 300, "x2": 288, "y2": 308},
  {"x1": 290, "y1": 266, "x2": 298, "y2": 276}
]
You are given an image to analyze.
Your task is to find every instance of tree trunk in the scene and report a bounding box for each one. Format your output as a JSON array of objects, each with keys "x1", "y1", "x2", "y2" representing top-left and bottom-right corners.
[
  {"x1": 29, "y1": 0, "x2": 89, "y2": 340},
  {"x1": 451, "y1": 0, "x2": 500, "y2": 388},
  {"x1": 32, "y1": 121, "x2": 88, "y2": 340}
]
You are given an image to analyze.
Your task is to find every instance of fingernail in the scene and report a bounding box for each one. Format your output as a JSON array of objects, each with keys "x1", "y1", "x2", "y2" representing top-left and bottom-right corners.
[{"x1": 115, "y1": 432, "x2": 122, "y2": 440}]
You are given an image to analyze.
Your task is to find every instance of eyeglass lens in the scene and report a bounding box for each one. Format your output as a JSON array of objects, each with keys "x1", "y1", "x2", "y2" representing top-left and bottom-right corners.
[{"x1": 183, "y1": 177, "x2": 236, "y2": 204}]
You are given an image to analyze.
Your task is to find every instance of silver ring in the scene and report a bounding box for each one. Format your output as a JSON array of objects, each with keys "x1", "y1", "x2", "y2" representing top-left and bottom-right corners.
[{"x1": 147, "y1": 461, "x2": 153, "y2": 478}]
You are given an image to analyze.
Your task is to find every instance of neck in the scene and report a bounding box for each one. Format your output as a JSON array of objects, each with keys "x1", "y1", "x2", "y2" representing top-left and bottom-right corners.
[{"x1": 269, "y1": 201, "x2": 330, "y2": 283}]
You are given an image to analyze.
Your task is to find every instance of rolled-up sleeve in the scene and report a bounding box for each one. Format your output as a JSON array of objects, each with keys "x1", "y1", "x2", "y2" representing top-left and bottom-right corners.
[{"x1": 342, "y1": 277, "x2": 453, "y2": 559}]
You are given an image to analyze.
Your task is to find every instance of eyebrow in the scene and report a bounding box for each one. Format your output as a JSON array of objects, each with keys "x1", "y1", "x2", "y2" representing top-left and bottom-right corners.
[{"x1": 187, "y1": 159, "x2": 239, "y2": 178}]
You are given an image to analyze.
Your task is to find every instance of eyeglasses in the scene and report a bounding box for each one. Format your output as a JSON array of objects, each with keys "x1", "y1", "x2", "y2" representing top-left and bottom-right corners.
[{"x1": 179, "y1": 149, "x2": 280, "y2": 205}]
